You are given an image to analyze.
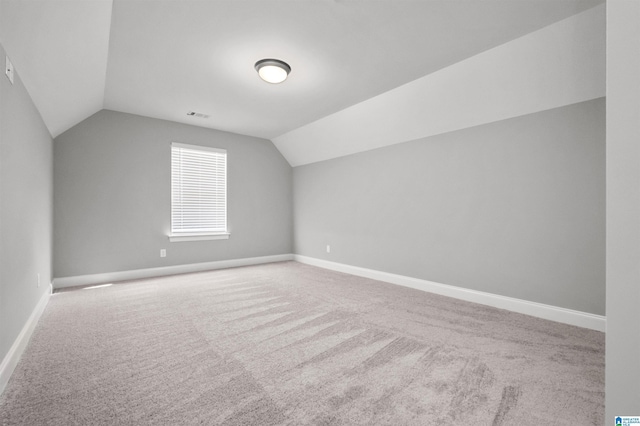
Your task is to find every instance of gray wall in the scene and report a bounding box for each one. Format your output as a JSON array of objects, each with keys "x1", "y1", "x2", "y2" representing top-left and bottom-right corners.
[
  {"x1": 294, "y1": 98, "x2": 605, "y2": 315},
  {"x1": 606, "y1": 0, "x2": 640, "y2": 417},
  {"x1": 0, "y1": 42, "x2": 53, "y2": 362},
  {"x1": 54, "y1": 110, "x2": 292, "y2": 279}
]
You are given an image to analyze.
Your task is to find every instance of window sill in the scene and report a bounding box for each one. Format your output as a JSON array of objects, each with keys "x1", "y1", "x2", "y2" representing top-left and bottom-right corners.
[{"x1": 169, "y1": 233, "x2": 230, "y2": 242}]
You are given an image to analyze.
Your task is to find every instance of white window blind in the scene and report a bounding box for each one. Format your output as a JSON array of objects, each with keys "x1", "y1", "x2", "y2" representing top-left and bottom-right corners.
[{"x1": 171, "y1": 143, "x2": 227, "y2": 235}]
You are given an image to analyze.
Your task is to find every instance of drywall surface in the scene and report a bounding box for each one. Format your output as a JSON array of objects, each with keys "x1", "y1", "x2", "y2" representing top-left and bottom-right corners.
[
  {"x1": 606, "y1": 0, "x2": 640, "y2": 418},
  {"x1": 0, "y1": 42, "x2": 53, "y2": 362},
  {"x1": 293, "y1": 99, "x2": 605, "y2": 315},
  {"x1": 0, "y1": 0, "x2": 112, "y2": 138},
  {"x1": 274, "y1": 4, "x2": 605, "y2": 167},
  {"x1": 54, "y1": 110, "x2": 292, "y2": 279}
]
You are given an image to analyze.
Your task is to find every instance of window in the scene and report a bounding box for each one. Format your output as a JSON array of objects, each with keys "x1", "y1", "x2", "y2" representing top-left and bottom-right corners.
[{"x1": 170, "y1": 143, "x2": 228, "y2": 242}]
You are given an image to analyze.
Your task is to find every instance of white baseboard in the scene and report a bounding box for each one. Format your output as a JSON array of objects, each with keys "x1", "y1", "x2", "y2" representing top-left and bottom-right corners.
[
  {"x1": 0, "y1": 286, "x2": 51, "y2": 395},
  {"x1": 294, "y1": 255, "x2": 606, "y2": 332},
  {"x1": 53, "y1": 254, "x2": 294, "y2": 290}
]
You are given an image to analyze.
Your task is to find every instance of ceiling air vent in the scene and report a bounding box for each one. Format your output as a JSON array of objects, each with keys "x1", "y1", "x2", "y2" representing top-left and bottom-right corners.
[{"x1": 187, "y1": 111, "x2": 210, "y2": 119}]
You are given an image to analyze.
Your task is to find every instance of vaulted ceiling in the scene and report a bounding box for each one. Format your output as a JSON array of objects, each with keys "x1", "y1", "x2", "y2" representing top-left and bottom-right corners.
[{"x1": 0, "y1": 0, "x2": 604, "y2": 165}]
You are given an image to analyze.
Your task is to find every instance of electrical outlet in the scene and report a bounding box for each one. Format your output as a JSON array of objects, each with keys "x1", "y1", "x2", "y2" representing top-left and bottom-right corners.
[
  {"x1": 37, "y1": 273, "x2": 40, "y2": 288},
  {"x1": 160, "y1": 249, "x2": 167, "y2": 258},
  {"x1": 5, "y1": 56, "x2": 14, "y2": 84},
  {"x1": 326, "y1": 245, "x2": 331, "y2": 253}
]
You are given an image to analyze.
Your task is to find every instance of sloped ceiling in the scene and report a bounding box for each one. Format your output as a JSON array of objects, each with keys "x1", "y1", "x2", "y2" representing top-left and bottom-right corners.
[
  {"x1": 0, "y1": 0, "x2": 112, "y2": 138},
  {"x1": 0, "y1": 0, "x2": 604, "y2": 163},
  {"x1": 274, "y1": 5, "x2": 606, "y2": 166}
]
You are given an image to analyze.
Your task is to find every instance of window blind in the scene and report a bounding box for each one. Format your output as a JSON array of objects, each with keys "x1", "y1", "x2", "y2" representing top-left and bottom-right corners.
[{"x1": 171, "y1": 143, "x2": 227, "y2": 234}]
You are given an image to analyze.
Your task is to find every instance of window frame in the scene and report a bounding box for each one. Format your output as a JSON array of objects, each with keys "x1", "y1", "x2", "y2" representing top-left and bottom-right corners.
[{"x1": 169, "y1": 142, "x2": 229, "y2": 242}]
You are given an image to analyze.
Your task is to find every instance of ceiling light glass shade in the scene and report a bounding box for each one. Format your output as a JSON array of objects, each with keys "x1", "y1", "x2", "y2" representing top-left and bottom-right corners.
[{"x1": 255, "y1": 59, "x2": 291, "y2": 84}]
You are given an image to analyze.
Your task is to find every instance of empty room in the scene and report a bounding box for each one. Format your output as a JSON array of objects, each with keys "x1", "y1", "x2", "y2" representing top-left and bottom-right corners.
[{"x1": 0, "y1": 0, "x2": 638, "y2": 424}]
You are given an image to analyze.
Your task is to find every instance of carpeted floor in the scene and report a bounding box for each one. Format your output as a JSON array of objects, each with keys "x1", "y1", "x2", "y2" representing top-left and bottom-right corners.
[{"x1": 0, "y1": 261, "x2": 604, "y2": 425}]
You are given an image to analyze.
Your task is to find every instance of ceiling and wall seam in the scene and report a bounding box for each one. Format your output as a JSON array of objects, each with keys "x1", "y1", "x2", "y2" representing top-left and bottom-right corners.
[
  {"x1": 1, "y1": 1, "x2": 604, "y2": 155},
  {"x1": 273, "y1": 4, "x2": 605, "y2": 167},
  {"x1": 100, "y1": 0, "x2": 116, "y2": 111},
  {"x1": 0, "y1": 0, "x2": 113, "y2": 138}
]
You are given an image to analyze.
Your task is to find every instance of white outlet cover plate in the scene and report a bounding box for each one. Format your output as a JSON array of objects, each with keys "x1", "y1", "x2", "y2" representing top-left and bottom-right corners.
[{"x1": 5, "y1": 56, "x2": 14, "y2": 84}]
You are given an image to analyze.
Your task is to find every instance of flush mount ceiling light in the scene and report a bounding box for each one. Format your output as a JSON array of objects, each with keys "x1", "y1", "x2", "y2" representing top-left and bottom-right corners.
[{"x1": 254, "y1": 59, "x2": 291, "y2": 84}]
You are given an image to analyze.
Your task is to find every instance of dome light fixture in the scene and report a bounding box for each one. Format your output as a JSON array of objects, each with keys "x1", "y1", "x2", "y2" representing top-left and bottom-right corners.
[{"x1": 255, "y1": 58, "x2": 291, "y2": 84}]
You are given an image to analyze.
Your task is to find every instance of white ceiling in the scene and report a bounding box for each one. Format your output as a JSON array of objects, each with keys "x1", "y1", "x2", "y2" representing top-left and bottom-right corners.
[
  {"x1": 274, "y1": 4, "x2": 606, "y2": 166},
  {"x1": 0, "y1": 0, "x2": 603, "y2": 143},
  {"x1": 0, "y1": 0, "x2": 112, "y2": 138}
]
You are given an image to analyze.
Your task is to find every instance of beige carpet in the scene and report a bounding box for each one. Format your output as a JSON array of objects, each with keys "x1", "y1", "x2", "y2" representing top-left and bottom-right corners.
[{"x1": 0, "y1": 261, "x2": 604, "y2": 425}]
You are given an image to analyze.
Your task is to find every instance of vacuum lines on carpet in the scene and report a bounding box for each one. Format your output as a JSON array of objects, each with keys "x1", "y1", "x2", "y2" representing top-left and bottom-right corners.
[{"x1": 0, "y1": 261, "x2": 604, "y2": 425}]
